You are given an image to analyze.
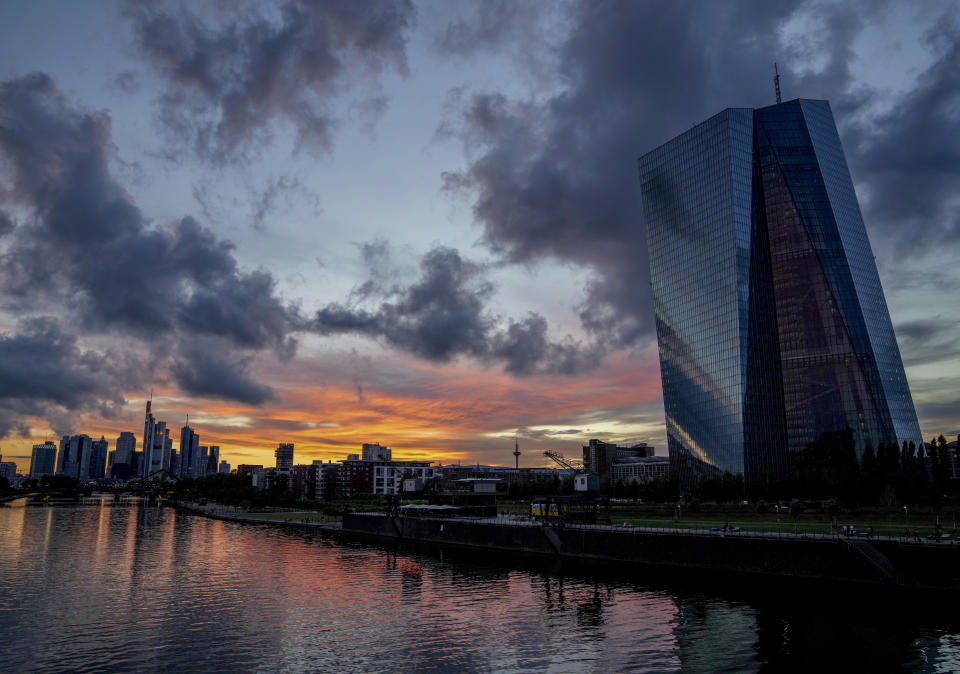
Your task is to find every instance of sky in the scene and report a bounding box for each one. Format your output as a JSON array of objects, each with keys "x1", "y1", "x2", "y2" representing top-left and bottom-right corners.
[{"x1": 1, "y1": 0, "x2": 958, "y2": 474}]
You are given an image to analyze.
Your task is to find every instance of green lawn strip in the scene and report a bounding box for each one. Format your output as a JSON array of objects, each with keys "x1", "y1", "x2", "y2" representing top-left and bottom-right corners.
[
  {"x1": 241, "y1": 511, "x2": 337, "y2": 522},
  {"x1": 608, "y1": 515, "x2": 946, "y2": 538}
]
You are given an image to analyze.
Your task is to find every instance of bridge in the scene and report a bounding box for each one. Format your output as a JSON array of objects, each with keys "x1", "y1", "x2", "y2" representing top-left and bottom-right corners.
[{"x1": 1, "y1": 470, "x2": 180, "y2": 504}]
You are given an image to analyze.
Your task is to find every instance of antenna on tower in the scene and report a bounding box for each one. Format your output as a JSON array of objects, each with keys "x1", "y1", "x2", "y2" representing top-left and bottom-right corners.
[
  {"x1": 185, "y1": 413, "x2": 189, "y2": 427},
  {"x1": 513, "y1": 436, "x2": 521, "y2": 470},
  {"x1": 774, "y1": 62, "x2": 782, "y2": 104}
]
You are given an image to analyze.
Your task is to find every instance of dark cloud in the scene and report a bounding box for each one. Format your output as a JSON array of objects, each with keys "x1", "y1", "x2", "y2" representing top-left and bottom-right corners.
[
  {"x1": 111, "y1": 70, "x2": 141, "y2": 93},
  {"x1": 124, "y1": 0, "x2": 415, "y2": 163},
  {"x1": 312, "y1": 244, "x2": 600, "y2": 375},
  {"x1": 440, "y1": 1, "x2": 960, "y2": 354},
  {"x1": 435, "y1": 1, "x2": 549, "y2": 58},
  {"x1": 896, "y1": 317, "x2": 960, "y2": 367},
  {"x1": 172, "y1": 339, "x2": 275, "y2": 405},
  {"x1": 0, "y1": 73, "x2": 298, "y2": 426},
  {"x1": 840, "y1": 12, "x2": 960, "y2": 257},
  {"x1": 896, "y1": 317, "x2": 954, "y2": 342},
  {"x1": 0, "y1": 211, "x2": 13, "y2": 236},
  {"x1": 0, "y1": 318, "x2": 135, "y2": 437},
  {"x1": 441, "y1": 1, "x2": 805, "y2": 351}
]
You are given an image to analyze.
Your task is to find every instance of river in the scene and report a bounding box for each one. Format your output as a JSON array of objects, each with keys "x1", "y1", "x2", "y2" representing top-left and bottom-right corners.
[{"x1": 2, "y1": 499, "x2": 959, "y2": 672}]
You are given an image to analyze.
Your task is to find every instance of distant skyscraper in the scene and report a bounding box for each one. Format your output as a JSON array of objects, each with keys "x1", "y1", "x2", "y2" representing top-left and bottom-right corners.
[
  {"x1": 275, "y1": 443, "x2": 294, "y2": 471},
  {"x1": 89, "y1": 436, "x2": 108, "y2": 480},
  {"x1": 207, "y1": 446, "x2": 220, "y2": 475},
  {"x1": 142, "y1": 399, "x2": 171, "y2": 477},
  {"x1": 195, "y1": 446, "x2": 208, "y2": 477},
  {"x1": 110, "y1": 432, "x2": 137, "y2": 479},
  {"x1": 638, "y1": 98, "x2": 921, "y2": 483},
  {"x1": 58, "y1": 435, "x2": 92, "y2": 480},
  {"x1": 30, "y1": 442, "x2": 57, "y2": 478},
  {"x1": 218, "y1": 460, "x2": 230, "y2": 474},
  {"x1": 179, "y1": 423, "x2": 199, "y2": 478}
]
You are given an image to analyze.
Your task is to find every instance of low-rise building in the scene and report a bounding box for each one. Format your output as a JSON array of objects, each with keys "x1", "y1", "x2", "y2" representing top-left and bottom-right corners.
[
  {"x1": 313, "y1": 461, "x2": 340, "y2": 500},
  {"x1": 582, "y1": 439, "x2": 654, "y2": 480},
  {"x1": 609, "y1": 456, "x2": 671, "y2": 484},
  {"x1": 373, "y1": 461, "x2": 435, "y2": 495},
  {"x1": 0, "y1": 461, "x2": 18, "y2": 482}
]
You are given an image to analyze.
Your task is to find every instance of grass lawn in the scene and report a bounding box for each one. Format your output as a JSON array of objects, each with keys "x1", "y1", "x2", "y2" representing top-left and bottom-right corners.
[
  {"x1": 221, "y1": 501, "x2": 960, "y2": 540},
  {"x1": 607, "y1": 507, "x2": 957, "y2": 538},
  {"x1": 496, "y1": 500, "x2": 959, "y2": 538},
  {"x1": 241, "y1": 511, "x2": 339, "y2": 523}
]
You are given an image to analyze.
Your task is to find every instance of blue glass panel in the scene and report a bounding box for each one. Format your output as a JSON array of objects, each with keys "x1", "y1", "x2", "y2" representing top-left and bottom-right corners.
[
  {"x1": 638, "y1": 99, "x2": 921, "y2": 485},
  {"x1": 799, "y1": 100, "x2": 922, "y2": 449},
  {"x1": 639, "y1": 110, "x2": 752, "y2": 479}
]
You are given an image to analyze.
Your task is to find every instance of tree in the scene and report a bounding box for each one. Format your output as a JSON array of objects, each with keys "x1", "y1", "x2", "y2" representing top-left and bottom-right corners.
[{"x1": 859, "y1": 444, "x2": 879, "y2": 503}]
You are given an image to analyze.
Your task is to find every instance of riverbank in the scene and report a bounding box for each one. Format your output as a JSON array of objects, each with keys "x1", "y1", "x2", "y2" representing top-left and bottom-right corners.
[
  {"x1": 175, "y1": 501, "x2": 343, "y2": 532},
  {"x1": 342, "y1": 511, "x2": 960, "y2": 592},
  {"x1": 172, "y1": 500, "x2": 960, "y2": 592}
]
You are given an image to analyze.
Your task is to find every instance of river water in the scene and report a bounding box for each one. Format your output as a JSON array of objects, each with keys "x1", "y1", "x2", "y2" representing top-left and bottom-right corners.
[{"x1": 2, "y1": 500, "x2": 959, "y2": 673}]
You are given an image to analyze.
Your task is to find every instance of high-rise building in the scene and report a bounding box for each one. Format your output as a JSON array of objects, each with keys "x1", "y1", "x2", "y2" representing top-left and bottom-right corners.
[
  {"x1": 142, "y1": 399, "x2": 171, "y2": 477},
  {"x1": 195, "y1": 446, "x2": 208, "y2": 478},
  {"x1": 218, "y1": 460, "x2": 230, "y2": 474},
  {"x1": 30, "y1": 442, "x2": 58, "y2": 478},
  {"x1": 206, "y1": 446, "x2": 220, "y2": 475},
  {"x1": 361, "y1": 443, "x2": 391, "y2": 462},
  {"x1": 637, "y1": 98, "x2": 921, "y2": 483},
  {"x1": 179, "y1": 424, "x2": 200, "y2": 478},
  {"x1": 275, "y1": 443, "x2": 294, "y2": 471},
  {"x1": 58, "y1": 434, "x2": 92, "y2": 480},
  {"x1": 89, "y1": 436, "x2": 108, "y2": 480},
  {"x1": 110, "y1": 432, "x2": 137, "y2": 480}
]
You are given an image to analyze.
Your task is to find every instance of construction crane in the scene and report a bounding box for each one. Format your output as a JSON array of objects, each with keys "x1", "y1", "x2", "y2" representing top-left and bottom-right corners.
[{"x1": 543, "y1": 450, "x2": 583, "y2": 475}]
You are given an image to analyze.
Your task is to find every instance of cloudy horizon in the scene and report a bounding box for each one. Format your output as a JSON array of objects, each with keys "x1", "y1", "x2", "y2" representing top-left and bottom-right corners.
[{"x1": 1, "y1": 0, "x2": 958, "y2": 472}]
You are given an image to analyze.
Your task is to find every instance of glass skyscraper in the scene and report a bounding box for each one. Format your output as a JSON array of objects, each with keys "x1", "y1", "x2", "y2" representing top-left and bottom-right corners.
[{"x1": 638, "y1": 99, "x2": 921, "y2": 482}]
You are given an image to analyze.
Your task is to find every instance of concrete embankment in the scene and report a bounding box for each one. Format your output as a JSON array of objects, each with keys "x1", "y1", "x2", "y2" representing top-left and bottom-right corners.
[
  {"x1": 342, "y1": 512, "x2": 960, "y2": 591},
  {"x1": 175, "y1": 502, "x2": 343, "y2": 533}
]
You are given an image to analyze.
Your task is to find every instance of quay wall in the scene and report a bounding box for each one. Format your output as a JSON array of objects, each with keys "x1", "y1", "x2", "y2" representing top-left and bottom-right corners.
[{"x1": 342, "y1": 513, "x2": 960, "y2": 591}]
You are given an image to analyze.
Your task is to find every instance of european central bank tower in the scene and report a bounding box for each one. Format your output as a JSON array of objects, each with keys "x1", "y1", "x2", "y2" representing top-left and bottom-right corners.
[{"x1": 637, "y1": 99, "x2": 921, "y2": 483}]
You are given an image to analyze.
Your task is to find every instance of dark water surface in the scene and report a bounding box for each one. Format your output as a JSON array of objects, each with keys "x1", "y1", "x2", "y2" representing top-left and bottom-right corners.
[{"x1": 2, "y1": 500, "x2": 959, "y2": 673}]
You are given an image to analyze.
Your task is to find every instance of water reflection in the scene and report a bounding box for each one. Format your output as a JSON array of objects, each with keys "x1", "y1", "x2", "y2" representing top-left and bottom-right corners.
[{"x1": 1, "y1": 503, "x2": 958, "y2": 672}]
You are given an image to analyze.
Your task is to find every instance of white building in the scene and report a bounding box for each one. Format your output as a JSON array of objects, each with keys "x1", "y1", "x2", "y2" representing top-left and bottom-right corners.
[{"x1": 373, "y1": 461, "x2": 434, "y2": 495}]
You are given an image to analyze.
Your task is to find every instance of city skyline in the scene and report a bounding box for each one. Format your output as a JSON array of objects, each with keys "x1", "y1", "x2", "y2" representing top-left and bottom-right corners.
[{"x1": 2, "y1": 2, "x2": 959, "y2": 473}]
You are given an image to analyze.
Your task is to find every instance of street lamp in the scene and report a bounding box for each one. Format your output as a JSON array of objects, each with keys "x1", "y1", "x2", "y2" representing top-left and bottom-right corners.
[{"x1": 904, "y1": 505, "x2": 909, "y2": 528}]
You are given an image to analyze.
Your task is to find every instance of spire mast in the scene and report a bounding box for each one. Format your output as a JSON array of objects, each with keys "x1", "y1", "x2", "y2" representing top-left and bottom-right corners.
[{"x1": 774, "y1": 62, "x2": 782, "y2": 104}]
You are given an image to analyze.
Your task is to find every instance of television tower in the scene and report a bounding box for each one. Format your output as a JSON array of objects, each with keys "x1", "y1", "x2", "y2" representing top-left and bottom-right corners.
[{"x1": 513, "y1": 437, "x2": 521, "y2": 470}]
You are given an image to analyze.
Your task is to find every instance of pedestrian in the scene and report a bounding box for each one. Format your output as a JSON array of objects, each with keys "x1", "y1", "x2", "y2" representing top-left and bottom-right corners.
[{"x1": 914, "y1": 528, "x2": 921, "y2": 543}]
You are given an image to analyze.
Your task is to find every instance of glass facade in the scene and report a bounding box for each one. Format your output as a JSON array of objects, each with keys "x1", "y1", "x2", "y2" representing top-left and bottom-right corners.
[{"x1": 638, "y1": 99, "x2": 921, "y2": 483}]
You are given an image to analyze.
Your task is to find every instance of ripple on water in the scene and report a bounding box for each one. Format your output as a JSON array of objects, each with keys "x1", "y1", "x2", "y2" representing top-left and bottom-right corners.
[{"x1": 1, "y1": 505, "x2": 958, "y2": 673}]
